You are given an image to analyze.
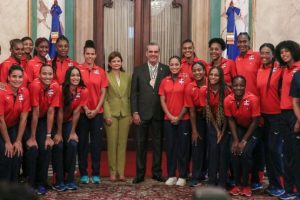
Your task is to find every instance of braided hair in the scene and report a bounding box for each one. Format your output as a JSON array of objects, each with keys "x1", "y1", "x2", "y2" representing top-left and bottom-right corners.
[{"x1": 205, "y1": 66, "x2": 227, "y2": 129}]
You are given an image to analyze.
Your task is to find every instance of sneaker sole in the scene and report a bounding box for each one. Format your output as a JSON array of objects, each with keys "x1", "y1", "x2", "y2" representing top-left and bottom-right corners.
[
  {"x1": 67, "y1": 187, "x2": 78, "y2": 190},
  {"x1": 189, "y1": 183, "x2": 201, "y2": 187},
  {"x1": 80, "y1": 179, "x2": 89, "y2": 184},
  {"x1": 252, "y1": 186, "x2": 263, "y2": 191},
  {"x1": 279, "y1": 197, "x2": 297, "y2": 200},
  {"x1": 36, "y1": 191, "x2": 47, "y2": 195},
  {"x1": 270, "y1": 191, "x2": 285, "y2": 197},
  {"x1": 176, "y1": 184, "x2": 186, "y2": 186},
  {"x1": 165, "y1": 180, "x2": 177, "y2": 186},
  {"x1": 91, "y1": 180, "x2": 100, "y2": 184},
  {"x1": 52, "y1": 187, "x2": 66, "y2": 192}
]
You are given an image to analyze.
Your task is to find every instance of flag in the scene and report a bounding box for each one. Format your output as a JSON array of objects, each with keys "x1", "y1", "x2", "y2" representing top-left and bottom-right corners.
[
  {"x1": 49, "y1": 1, "x2": 63, "y2": 59},
  {"x1": 226, "y1": 3, "x2": 240, "y2": 60}
]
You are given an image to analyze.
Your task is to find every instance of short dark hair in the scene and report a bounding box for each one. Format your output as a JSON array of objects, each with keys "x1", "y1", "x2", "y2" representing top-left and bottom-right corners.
[
  {"x1": 39, "y1": 64, "x2": 53, "y2": 74},
  {"x1": 169, "y1": 55, "x2": 181, "y2": 63},
  {"x1": 21, "y1": 36, "x2": 33, "y2": 43},
  {"x1": 146, "y1": 42, "x2": 160, "y2": 52},
  {"x1": 107, "y1": 51, "x2": 125, "y2": 72},
  {"x1": 275, "y1": 40, "x2": 300, "y2": 66},
  {"x1": 209, "y1": 38, "x2": 226, "y2": 51},
  {"x1": 238, "y1": 32, "x2": 251, "y2": 41},
  {"x1": 181, "y1": 39, "x2": 194, "y2": 47},
  {"x1": 9, "y1": 39, "x2": 23, "y2": 50},
  {"x1": 232, "y1": 75, "x2": 246, "y2": 86},
  {"x1": 260, "y1": 43, "x2": 275, "y2": 54},
  {"x1": 33, "y1": 37, "x2": 49, "y2": 56},
  {"x1": 192, "y1": 61, "x2": 206, "y2": 73},
  {"x1": 8, "y1": 65, "x2": 24, "y2": 76}
]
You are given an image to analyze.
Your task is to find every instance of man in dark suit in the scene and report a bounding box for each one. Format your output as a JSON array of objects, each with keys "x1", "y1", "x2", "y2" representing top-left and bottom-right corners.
[{"x1": 131, "y1": 43, "x2": 169, "y2": 183}]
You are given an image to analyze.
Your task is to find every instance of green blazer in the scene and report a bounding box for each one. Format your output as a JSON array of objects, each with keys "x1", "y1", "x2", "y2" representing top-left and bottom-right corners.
[{"x1": 104, "y1": 71, "x2": 131, "y2": 118}]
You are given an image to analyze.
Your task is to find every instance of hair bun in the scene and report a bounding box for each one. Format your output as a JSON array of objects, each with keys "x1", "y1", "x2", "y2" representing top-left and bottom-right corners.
[{"x1": 84, "y1": 40, "x2": 95, "y2": 48}]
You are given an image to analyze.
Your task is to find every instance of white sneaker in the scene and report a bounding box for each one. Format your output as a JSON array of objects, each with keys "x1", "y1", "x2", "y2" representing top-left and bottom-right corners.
[
  {"x1": 176, "y1": 178, "x2": 186, "y2": 186},
  {"x1": 165, "y1": 177, "x2": 177, "y2": 186}
]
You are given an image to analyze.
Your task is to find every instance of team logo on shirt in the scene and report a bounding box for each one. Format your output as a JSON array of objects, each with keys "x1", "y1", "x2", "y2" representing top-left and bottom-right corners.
[
  {"x1": 249, "y1": 55, "x2": 255, "y2": 60},
  {"x1": 75, "y1": 93, "x2": 81, "y2": 99},
  {"x1": 273, "y1": 67, "x2": 277, "y2": 72},
  {"x1": 94, "y1": 69, "x2": 100, "y2": 75},
  {"x1": 48, "y1": 89, "x2": 54, "y2": 96},
  {"x1": 68, "y1": 62, "x2": 74, "y2": 67},
  {"x1": 221, "y1": 63, "x2": 226, "y2": 68},
  {"x1": 18, "y1": 94, "x2": 24, "y2": 102},
  {"x1": 243, "y1": 99, "x2": 250, "y2": 109},
  {"x1": 179, "y1": 78, "x2": 185, "y2": 85}
]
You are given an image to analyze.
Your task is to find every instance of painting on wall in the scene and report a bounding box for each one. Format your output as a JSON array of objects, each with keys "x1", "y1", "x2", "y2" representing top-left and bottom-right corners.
[
  {"x1": 37, "y1": 0, "x2": 65, "y2": 39},
  {"x1": 220, "y1": 0, "x2": 249, "y2": 39},
  {"x1": 220, "y1": 0, "x2": 252, "y2": 59}
]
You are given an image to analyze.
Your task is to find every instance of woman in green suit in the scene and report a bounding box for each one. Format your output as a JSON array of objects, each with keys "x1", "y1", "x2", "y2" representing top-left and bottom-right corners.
[{"x1": 104, "y1": 51, "x2": 131, "y2": 181}]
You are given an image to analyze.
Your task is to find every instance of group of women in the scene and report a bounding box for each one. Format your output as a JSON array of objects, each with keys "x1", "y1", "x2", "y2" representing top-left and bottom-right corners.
[
  {"x1": 160, "y1": 34, "x2": 300, "y2": 200},
  {"x1": 0, "y1": 36, "x2": 129, "y2": 195},
  {"x1": 0, "y1": 33, "x2": 300, "y2": 200}
]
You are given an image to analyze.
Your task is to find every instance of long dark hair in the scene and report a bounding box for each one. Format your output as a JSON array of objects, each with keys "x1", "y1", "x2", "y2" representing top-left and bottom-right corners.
[
  {"x1": 259, "y1": 43, "x2": 276, "y2": 91},
  {"x1": 62, "y1": 66, "x2": 86, "y2": 109},
  {"x1": 52, "y1": 35, "x2": 70, "y2": 74},
  {"x1": 205, "y1": 66, "x2": 227, "y2": 128}
]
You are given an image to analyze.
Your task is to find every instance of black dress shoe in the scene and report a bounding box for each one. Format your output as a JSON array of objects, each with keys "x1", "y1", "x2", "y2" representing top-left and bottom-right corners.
[
  {"x1": 152, "y1": 175, "x2": 165, "y2": 182},
  {"x1": 132, "y1": 177, "x2": 144, "y2": 184}
]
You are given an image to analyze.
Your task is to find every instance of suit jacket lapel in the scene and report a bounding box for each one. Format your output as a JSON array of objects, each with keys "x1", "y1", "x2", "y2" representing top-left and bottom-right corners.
[
  {"x1": 154, "y1": 63, "x2": 164, "y2": 90},
  {"x1": 108, "y1": 72, "x2": 121, "y2": 96},
  {"x1": 143, "y1": 64, "x2": 151, "y2": 87},
  {"x1": 119, "y1": 72, "x2": 126, "y2": 96}
]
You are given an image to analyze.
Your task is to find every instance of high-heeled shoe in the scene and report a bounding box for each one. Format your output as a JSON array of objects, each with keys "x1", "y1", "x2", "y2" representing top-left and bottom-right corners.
[
  {"x1": 119, "y1": 176, "x2": 126, "y2": 181},
  {"x1": 110, "y1": 175, "x2": 117, "y2": 181}
]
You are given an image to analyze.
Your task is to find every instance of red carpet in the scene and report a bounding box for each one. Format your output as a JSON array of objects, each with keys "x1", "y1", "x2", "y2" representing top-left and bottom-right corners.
[{"x1": 79, "y1": 151, "x2": 168, "y2": 178}]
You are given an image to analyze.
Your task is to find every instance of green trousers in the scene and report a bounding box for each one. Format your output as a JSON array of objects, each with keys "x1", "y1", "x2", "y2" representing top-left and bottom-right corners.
[{"x1": 105, "y1": 116, "x2": 131, "y2": 176}]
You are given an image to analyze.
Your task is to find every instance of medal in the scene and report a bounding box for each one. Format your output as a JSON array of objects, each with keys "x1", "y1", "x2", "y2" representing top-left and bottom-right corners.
[{"x1": 149, "y1": 64, "x2": 158, "y2": 88}]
